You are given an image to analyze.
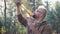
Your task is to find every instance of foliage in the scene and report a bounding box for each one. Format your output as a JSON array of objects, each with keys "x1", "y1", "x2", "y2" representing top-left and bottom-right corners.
[
  {"x1": 0, "y1": 17, "x2": 2, "y2": 28},
  {"x1": 0, "y1": 0, "x2": 60, "y2": 34},
  {"x1": 45, "y1": 1, "x2": 60, "y2": 33}
]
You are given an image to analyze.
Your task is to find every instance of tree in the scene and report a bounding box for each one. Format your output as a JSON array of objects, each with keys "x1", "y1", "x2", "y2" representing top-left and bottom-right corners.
[
  {"x1": 44, "y1": 1, "x2": 60, "y2": 34},
  {"x1": 55, "y1": 2, "x2": 60, "y2": 33}
]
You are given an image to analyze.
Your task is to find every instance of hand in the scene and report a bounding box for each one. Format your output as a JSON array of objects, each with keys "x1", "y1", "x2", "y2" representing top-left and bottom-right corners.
[{"x1": 16, "y1": 2, "x2": 21, "y2": 7}]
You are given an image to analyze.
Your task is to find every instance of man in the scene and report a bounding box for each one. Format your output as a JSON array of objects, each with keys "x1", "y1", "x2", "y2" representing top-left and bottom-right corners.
[{"x1": 16, "y1": 2, "x2": 52, "y2": 34}]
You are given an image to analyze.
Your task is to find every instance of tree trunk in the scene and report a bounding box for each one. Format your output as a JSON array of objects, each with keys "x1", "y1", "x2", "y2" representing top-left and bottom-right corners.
[{"x1": 4, "y1": 0, "x2": 6, "y2": 25}]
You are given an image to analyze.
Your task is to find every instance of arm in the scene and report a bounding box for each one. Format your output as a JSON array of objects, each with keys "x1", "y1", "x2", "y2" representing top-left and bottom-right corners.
[{"x1": 17, "y1": 3, "x2": 27, "y2": 26}]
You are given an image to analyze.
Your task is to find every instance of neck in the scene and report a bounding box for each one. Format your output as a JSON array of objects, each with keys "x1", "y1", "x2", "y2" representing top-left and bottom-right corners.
[{"x1": 35, "y1": 17, "x2": 44, "y2": 23}]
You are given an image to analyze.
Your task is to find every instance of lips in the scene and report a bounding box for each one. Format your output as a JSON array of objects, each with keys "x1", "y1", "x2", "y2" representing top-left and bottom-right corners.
[
  {"x1": 30, "y1": 13, "x2": 38, "y2": 19},
  {"x1": 33, "y1": 15, "x2": 35, "y2": 18},
  {"x1": 33, "y1": 15, "x2": 38, "y2": 19}
]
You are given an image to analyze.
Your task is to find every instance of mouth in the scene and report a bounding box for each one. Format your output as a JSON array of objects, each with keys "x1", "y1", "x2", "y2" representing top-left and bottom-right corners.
[
  {"x1": 33, "y1": 15, "x2": 38, "y2": 19},
  {"x1": 33, "y1": 15, "x2": 35, "y2": 18}
]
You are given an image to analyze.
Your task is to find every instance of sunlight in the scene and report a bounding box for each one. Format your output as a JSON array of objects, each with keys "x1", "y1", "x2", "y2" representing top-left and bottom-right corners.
[
  {"x1": 42, "y1": 0, "x2": 60, "y2": 6},
  {"x1": 42, "y1": 0, "x2": 60, "y2": 11}
]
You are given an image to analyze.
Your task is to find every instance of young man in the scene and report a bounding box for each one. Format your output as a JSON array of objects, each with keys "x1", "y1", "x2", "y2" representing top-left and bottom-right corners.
[{"x1": 16, "y1": 2, "x2": 52, "y2": 34}]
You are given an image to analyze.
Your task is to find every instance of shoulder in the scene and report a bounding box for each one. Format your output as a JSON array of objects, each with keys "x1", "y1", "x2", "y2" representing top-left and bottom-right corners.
[
  {"x1": 42, "y1": 21, "x2": 51, "y2": 27},
  {"x1": 42, "y1": 21, "x2": 52, "y2": 34},
  {"x1": 46, "y1": 21, "x2": 52, "y2": 28},
  {"x1": 44, "y1": 21, "x2": 52, "y2": 30}
]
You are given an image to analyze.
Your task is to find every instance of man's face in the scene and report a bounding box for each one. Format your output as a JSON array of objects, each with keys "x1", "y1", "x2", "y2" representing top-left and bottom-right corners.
[{"x1": 33, "y1": 9, "x2": 45, "y2": 19}]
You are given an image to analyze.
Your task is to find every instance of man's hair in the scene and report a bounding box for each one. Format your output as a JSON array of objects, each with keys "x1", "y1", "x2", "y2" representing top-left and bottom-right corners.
[
  {"x1": 37, "y1": 5, "x2": 47, "y2": 19},
  {"x1": 37, "y1": 5, "x2": 47, "y2": 11}
]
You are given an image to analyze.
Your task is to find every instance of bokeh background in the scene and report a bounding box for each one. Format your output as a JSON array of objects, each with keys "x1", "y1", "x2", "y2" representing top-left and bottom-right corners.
[{"x1": 0, "y1": 0, "x2": 60, "y2": 34}]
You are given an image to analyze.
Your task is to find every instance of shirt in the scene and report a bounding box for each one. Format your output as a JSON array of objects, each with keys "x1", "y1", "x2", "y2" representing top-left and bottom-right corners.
[{"x1": 17, "y1": 14, "x2": 52, "y2": 34}]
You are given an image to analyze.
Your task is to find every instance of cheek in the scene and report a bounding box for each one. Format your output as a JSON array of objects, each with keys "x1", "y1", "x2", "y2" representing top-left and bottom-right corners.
[
  {"x1": 39, "y1": 14, "x2": 43, "y2": 17},
  {"x1": 35, "y1": 12, "x2": 39, "y2": 15},
  {"x1": 34, "y1": 11, "x2": 40, "y2": 16},
  {"x1": 37, "y1": 12, "x2": 40, "y2": 16}
]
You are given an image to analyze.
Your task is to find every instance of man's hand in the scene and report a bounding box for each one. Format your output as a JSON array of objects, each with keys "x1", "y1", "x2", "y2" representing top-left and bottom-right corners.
[
  {"x1": 16, "y1": 2, "x2": 21, "y2": 7},
  {"x1": 16, "y1": 2, "x2": 21, "y2": 15}
]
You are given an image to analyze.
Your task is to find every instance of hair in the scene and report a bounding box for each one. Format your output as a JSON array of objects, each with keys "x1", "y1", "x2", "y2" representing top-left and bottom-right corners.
[
  {"x1": 37, "y1": 5, "x2": 47, "y2": 19},
  {"x1": 38, "y1": 5, "x2": 47, "y2": 12}
]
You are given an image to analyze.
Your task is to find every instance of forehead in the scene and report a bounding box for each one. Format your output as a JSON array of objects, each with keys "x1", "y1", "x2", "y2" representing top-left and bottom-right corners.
[
  {"x1": 38, "y1": 8, "x2": 45, "y2": 11},
  {"x1": 36, "y1": 8, "x2": 45, "y2": 12}
]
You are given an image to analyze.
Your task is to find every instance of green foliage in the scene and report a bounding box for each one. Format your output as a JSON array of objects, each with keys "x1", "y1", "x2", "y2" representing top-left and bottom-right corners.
[
  {"x1": 55, "y1": 2, "x2": 60, "y2": 32},
  {"x1": 45, "y1": 2, "x2": 60, "y2": 33},
  {"x1": 0, "y1": 0, "x2": 60, "y2": 34},
  {"x1": 0, "y1": 17, "x2": 3, "y2": 28}
]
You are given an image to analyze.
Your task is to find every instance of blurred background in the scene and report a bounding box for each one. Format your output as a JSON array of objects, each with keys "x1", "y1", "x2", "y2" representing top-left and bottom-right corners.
[{"x1": 0, "y1": 0, "x2": 60, "y2": 34}]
